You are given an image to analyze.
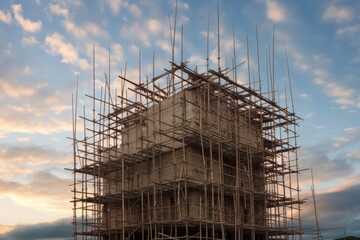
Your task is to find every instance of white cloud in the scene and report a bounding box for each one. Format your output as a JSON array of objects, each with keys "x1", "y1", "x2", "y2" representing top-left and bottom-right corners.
[
  {"x1": 0, "y1": 78, "x2": 42, "y2": 98},
  {"x1": 336, "y1": 24, "x2": 360, "y2": 36},
  {"x1": 332, "y1": 136, "x2": 351, "y2": 148},
  {"x1": 120, "y1": 22, "x2": 151, "y2": 46},
  {"x1": 146, "y1": 19, "x2": 162, "y2": 34},
  {"x1": 112, "y1": 43, "x2": 123, "y2": 62},
  {"x1": 45, "y1": 32, "x2": 90, "y2": 70},
  {"x1": 170, "y1": 0, "x2": 189, "y2": 10},
  {"x1": 300, "y1": 93, "x2": 310, "y2": 99},
  {"x1": 84, "y1": 22, "x2": 108, "y2": 38},
  {"x1": 0, "y1": 9, "x2": 12, "y2": 24},
  {"x1": 21, "y1": 36, "x2": 39, "y2": 46},
  {"x1": 332, "y1": 127, "x2": 359, "y2": 148},
  {"x1": 63, "y1": 19, "x2": 108, "y2": 40},
  {"x1": 179, "y1": 15, "x2": 189, "y2": 25},
  {"x1": 0, "y1": 115, "x2": 72, "y2": 135},
  {"x1": 323, "y1": 3, "x2": 354, "y2": 22},
  {"x1": 324, "y1": 82, "x2": 355, "y2": 98},
  {"x1": 349, "y1": 151, "x2": 360, "y2": 159},
  {"x1": 12, "y1": 4, "x2": 42, "y2": 32},
  {"x1": 0, "y1": 145, "x2": 71, "y2": 166},
  {"x1": 276, "y1": 31, "x2": 309, "y2": 71},
  {"x1": 106, "y1": 0, "x2": 141, "y2": 17},
  {"x1": 85, "y1": 43, "x2": 124, "y2": 69},
  {"x1": 312, "y1": 68, "x2": 358, "y2": 108},
  {"x1": 345, "y1": 127, "x2": 358, "y2": 135},
  {"x1": 16, "y1": 137, "x2": 31, "y2": 143},
  {"x1": 63, "y1": 0, "x2": 82, "y2": 7},
  {"x1": 124, "y1": 1, "x2": 142, "y2": 17},
  {"x1": 187, "y1": 54, "x2": 207, "y2": 73},
  {"x1": 49, "y1": 3, "x2": 69, "y2": 18},
  {"x1": 62, "y1": 19, "x2": 87, "y2": 40},
  {"x1": 335, "y1": 97, "x2": 356, "y2": 106},
  {"x1": 108, "y1": 0, "x2": 121, "y2": 14},
  {"x1": 155, "y1": 39, "x2": 172, "y2": 54},
  {"x1": 0, "y1": 171, "x2": 72, "y2": 211},
  {"x1": 265, "y1": 0, "x2": 285, "y2": 22},
  {"x1": 23, "y1": 66, "x2": 34, "y2": 75},
  {"x1": 4, "y1": 43, "x2": 13, "y2": 56}
]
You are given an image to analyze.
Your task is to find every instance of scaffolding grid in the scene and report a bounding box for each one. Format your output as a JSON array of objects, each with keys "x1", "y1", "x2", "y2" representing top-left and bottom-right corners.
[{"x1": 71, "y1": 29, "x2": 303, "y2": 240}]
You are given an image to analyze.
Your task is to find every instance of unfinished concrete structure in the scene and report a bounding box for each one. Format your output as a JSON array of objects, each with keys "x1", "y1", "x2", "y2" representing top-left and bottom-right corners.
[{"x1": 71, "y1": 18, "x2": 303, "y2": 239}]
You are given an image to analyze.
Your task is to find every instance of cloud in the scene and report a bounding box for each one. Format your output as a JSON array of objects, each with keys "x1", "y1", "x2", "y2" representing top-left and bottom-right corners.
[
  {"x1": 312, "y1": 68, "x2": 358, "y2": 109},
  {"x1": 0, "y1": 145, "x2": 73, "y2": 208},
  {"x1": 23, "y1": 65, "x2": 34, "y2": 75},
  {"x1": 84, "y1": 22, "x2": 108, "y2": 37},
  {"x1": 170, "y1": 0, "x2": 189, "y2": 10},
  {"x1": 62, "y1": 0, "x2": 82, "y2": 7},
  {"x1": 265, "y1": 0, "x2": 285, "y2": 22},
  {"x1": 108, "y1": 0, "x2": 121, "y2": 14},
  {"x1": 0, "y1": 74, "x2": 71, "y2": 111},
  {"x1": 275, "y1": 31, "x2": 310, "y2": 71},
  {"x1": 12, "y1": 4, "x2": 42, "y2": 32},
  {"x1": 1, "y1": 217, "x2": 72, "y2": 240},
  {"x1": 0, "y1": 77, "x2": 43, "y2": 98},
  {"x1": 21, "y1": 36, "x2": 39, "y2": 46},
  {"x1": 112, "y1": 43, "x2": 124, "y2": 64},
  {"x1": 85, "y1": 43, "x2": 124, "y2": 69},
  {"x1": 0, "y1": 113, "x2": 72, "y2": 135},
  {"x1": 323, "y1": 3, "x2": 354, "y2": 22},
  {"x1": 0, "y1": 9, "x2": 12, "y2": 24},
  {"x1": 0, "y1": 74, "x2": 73, "y2": 137},
  {"x1": 332, "y1": 127, "x2": 359, "y2": 148},
  {"x1": 301, "y1": 183, "x2": 360, "y2": 239},
  {"x1": 106, "y1": 0, "x2": 142, "y2": 17},
  {"x1": 325, "y1": 82, "x2": 355, "y2": 98},
  {"x1": 62, "y1": 19, "x2": 87, "y2": 40},
  {"x1": 300, "y1": 144, "x2": 353, "y2": 184},
  {"x1": 62, "y1": 19, "x2": 109, "y2": 40},
  {"x1": 332, "y1": 136, "x2": 351, "y2": 148},
  {"x1": 336, "y1": 24, "x2": 360, "y2": 36},
  {"x1": 0, "y1": 102, "x2": 72, "y2": 136},
  {"x1": 16, "y1": 137, "x2": 31, "y2": 143},
  {"x1": 123, "y1": 1, "x2": 142, "y2": 17},
  {"x1": 45, "y1": 32, "x2": 90, "y2": 69},
  {"x1": 345, "y1": 127, "x2": 358, "y2": 135},
  {"x1": 0, "y1": 170, "x2": 72, "y2": 211},
  {"x1": 0, "y1": 145, "x2": 72, "y2": 167},
  {"x1": 300, "y1": 93, "x2": 310, "y2": 99},
  {"x1": 120, "y1": 22, "x2": 151, "y2": 46},
  {"x1": 349, "y1": 151, "x2": 360, "y2": 159},
  {"x1": 316, "y1": 184, "x2": 360, "y2": 223},
  {"x1": 147, "y1": 19, "x2": 162, "y2": 34},
  {"x1": 49, "y1": 3, "x2": 69, "y2": 18},
  {"x1": 0, "y1": 224, "x2": 14, "y2": 234}
]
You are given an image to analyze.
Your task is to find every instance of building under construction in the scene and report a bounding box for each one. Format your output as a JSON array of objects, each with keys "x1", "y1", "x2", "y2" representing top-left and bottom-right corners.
[{"x1": 71, "y1": 26, "x2": 303, "y2": 240}]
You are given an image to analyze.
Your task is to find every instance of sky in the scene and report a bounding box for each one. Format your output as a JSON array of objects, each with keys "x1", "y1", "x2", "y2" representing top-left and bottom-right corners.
[{"x1": 0, "y1": 0, "x2": 360, "y2": 239}]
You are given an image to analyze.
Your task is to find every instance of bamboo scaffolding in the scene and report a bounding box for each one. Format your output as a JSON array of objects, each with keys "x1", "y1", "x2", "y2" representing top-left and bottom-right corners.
[{"x1": 71, "y1": 15, "x2": 303, "y2": 240}]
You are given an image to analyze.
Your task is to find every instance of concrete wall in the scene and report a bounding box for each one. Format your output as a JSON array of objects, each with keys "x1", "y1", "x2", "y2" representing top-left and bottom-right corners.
[
  {"x1": 101, "y1": 86, "x2": 266, "y2": 230},
  {"x1": 102, "y1": 190, "x2": 265, "y2": 228},
  {"x1": 121, "y1": 87, "x2": 263, "y2": 156}
]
